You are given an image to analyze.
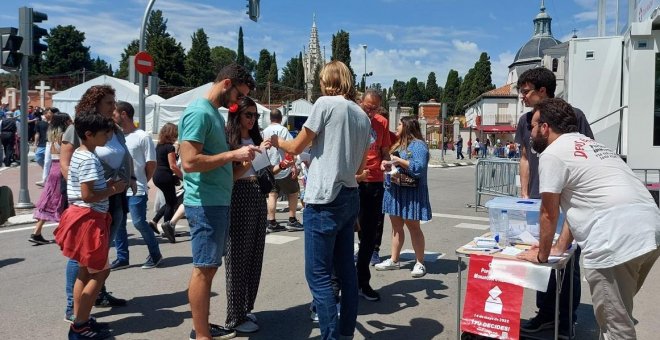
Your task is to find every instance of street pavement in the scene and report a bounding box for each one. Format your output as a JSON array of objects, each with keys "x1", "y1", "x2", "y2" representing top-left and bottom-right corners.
[{"x1": 1, "y1": 160, "x2": 660, "y2": 339}]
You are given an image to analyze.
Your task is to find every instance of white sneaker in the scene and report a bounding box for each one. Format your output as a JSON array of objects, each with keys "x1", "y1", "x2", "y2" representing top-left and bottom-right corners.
[
  {"x1": 411, "y1": 262, "x2": 426, "y2": 278},
  {"x1": 374, "y1": 258, "x2": 400, "y2": 271},
  {"x1": 235, "y1": 320, "x2": 259, "y2": 333}
]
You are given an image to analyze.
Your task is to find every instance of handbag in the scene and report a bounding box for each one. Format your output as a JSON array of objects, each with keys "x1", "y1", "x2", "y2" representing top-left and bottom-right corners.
[
  {"x1": 256, "y1": 167, "x2": 275, "y2": 195},
  {"x1": 391, "y1": 171, "x2": 418, "y2": 187}
]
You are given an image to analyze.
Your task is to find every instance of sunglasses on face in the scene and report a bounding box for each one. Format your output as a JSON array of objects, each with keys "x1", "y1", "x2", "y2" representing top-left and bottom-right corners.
[{"x1": 243, "y1": 112, "x2": 259, "y2": 119}]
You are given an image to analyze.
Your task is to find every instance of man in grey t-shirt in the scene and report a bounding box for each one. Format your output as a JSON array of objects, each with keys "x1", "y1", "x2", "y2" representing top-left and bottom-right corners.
[{"x1": 271, "y1": 61, "x2": 370, "y2": 340}]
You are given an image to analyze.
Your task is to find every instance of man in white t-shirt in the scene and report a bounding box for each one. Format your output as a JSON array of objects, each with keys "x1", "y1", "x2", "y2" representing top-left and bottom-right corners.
[
  {"x1": 262, "y1": 108, "x2": 303, "y2": 232},
  {"x1": 113, "y1": 101, "x2": 162, "y2": 269},
  {"x1": 518, "y1": 98, "x2": 660, "y2": 339}
]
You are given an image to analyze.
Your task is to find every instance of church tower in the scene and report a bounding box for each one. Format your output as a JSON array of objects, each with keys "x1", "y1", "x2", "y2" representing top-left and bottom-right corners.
[
  {"x1": 507, "y1": 0, "x2": 561, "y2": 84},
  {"x1": 303, "y1": 14, "x2": 324, "y2": 101}
]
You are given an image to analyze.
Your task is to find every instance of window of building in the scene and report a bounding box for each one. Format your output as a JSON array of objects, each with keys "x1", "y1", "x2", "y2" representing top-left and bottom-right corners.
[
  {"x1": 496, "y1": 103, "x2": 509, "y2": 124},
  {"x1": 552, "y1": 58, "x2": 559, "y2": 72},
  {"x1": 654, "y1": 53, "x2": 660, "y2": 146},
  {"x1": 586, "y1": 51, "x2": 595, "y2": 59}
]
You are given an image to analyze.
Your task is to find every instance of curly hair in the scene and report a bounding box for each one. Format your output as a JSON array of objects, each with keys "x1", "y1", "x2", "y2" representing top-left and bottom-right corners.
[
  {"x1": 75, "y1": 85, "x2": 116, "y2": 115},
  {"x1": 226, "y1": 96, "x2": 262, "y2": 150},
  {"x1": 533, "y1": 98, "x2": 578, "y2": 134},
  {"x1": 158, "y1": 123, "x2": 178, "y2": 145}
]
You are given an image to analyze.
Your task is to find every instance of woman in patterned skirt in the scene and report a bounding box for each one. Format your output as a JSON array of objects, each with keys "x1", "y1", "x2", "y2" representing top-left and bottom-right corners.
[
  {"x1": 29, "y1": 112, "x2": 72, "y2": 244},
  {"x1": 224, "y1": 96, "x2": 292, "y2": 333},
  {"x1": 375, "y1": 116, "x2": 432, "y2": 278}
]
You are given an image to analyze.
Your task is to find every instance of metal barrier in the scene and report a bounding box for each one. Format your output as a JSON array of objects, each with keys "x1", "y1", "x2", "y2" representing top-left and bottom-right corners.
[{"x1": 467, "y1": 157, "x2": 520, "y2": 211}]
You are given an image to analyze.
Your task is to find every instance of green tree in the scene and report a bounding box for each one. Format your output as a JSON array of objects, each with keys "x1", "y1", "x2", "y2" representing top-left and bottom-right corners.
[
  {"x1": 41, "y1": 25, "x2": 91, "y2": 75},
  {"x1": 442, "y1": 69, "x2": 461, "y2": 116},
  {"x1": 391, "y1": 79, "x2": 406, "y2": 101},
  {"x1": 255, "y1": 49, "x2": 272, "y2": 86},
  {"x1": 281, "y1": 55, "x2": 301, "y2": 89},
  {"x1": 115, "y1": 39, "x2": 139, "y2": 79},
  {"x1": 185, "y1": 28, "x2": 214, "y2": 86},
  {"x1": 418, "y1": 81, "x2": 428, "y2": 102},
  {"x1": 455, "y1": 53, "x2": 496, "y2": 115},
  {"x1": 403, "y1": 77, "x2": 425, "y2": 114},
  {"x1": 146, "y1": 10, "x2": 169, "y2": 42},
  {"x1": 237, "y1": 26, "x2": 245, "y2": 67},
  {"x1": 296, "y1": 52, "x2": 305, "y2": 90},
  {"x1": 456, "y1": 68, "x2": 475, "y2": 115},
  {"x1": 268, "y1": 52, "x2": 278, "y2": 83},
  {"x1": 311, "y1": 63, "x2": 322, "y2": 102},
  {"x1": 91, "y1": 57, "x2": 112, "y2": 75},
  {"x1": 210, "y1": 46, "x2": 237, "y2": 75},
  {"x1": 146, "y1": 10, "x2": 186, "y2": 86},
  {"x1": 331, "y1": 30, "x2": 354, "y2": 81},
  {"x1": 425, "y1": 72, "x2": 443, "y2": 101}
]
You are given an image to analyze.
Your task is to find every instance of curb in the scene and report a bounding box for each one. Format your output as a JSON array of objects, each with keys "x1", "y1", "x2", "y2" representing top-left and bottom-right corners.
[
  {"x1": 1, "y1": 212, "x2": 37, "y2": 228},
  {"x1": 429, "y1": 161, "x2": 476, "y2": 168}
]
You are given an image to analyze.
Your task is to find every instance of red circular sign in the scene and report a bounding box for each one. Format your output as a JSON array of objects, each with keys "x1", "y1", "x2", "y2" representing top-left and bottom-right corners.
[{"x1": 134, "y1": 51, "x2": 154, "y2": 74}]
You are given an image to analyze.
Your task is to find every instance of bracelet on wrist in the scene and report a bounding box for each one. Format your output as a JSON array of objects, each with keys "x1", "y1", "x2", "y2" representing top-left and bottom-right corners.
[{"x1": 537, "y1": 253, "x2": 547, "y2": 263}]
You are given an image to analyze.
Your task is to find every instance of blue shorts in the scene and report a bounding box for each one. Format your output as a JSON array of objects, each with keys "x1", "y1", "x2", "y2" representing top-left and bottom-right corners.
[{"x1": 185, "y1": 205, "x2": 230, "y2": 267}]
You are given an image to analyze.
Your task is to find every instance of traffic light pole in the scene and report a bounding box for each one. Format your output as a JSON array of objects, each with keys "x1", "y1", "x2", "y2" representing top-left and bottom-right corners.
[
  {"x1": 16, "y1": 54, "x2": 33, "y2": 208},
  {"x1": 138, "y1": 0, "x2": 156, "y2": 132}
]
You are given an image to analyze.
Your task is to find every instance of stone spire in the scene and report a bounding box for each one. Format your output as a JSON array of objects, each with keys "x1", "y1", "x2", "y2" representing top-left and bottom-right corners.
[
  {"x1": 534, "y1": 0, "x2": 552, "y2": 37},
  {"x1": 304, "y1": 14, "x2": 324, "y2": 100}
]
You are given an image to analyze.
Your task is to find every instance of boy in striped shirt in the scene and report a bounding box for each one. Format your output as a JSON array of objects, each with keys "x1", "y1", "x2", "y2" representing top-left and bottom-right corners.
[{"x1": 54, "y1": 112, "x2": 127, "y2": 340}]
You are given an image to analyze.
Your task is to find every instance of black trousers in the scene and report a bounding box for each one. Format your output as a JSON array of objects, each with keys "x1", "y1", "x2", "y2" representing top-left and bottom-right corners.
[
  {"x1": 1, "y1": 133, "x2": 15, "y2": 166},
  {"x1": 536, "y1": 246, "x2": 582, "y2": 324},
  {"x1": 152, "y1": 169, "x2": 178, "y2": 223},
  {"x1": 356, "y1": 182, "x2": 385, "y2": 288}
]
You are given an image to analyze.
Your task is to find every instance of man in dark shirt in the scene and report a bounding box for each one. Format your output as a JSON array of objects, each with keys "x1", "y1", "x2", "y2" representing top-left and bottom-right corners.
[
  {"x1": 514, "y1": 67, "x2": 594, "y2": 339},
  {"x1": 34, "y1": 107, "x2": 53, "y2": 185}
]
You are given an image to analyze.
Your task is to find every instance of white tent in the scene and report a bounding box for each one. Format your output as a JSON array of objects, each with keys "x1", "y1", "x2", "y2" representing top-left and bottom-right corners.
[
  {"x1": 276, "y1": 98, "x2": 313, "y2": 121},
  {"x1": 156, "y1": 82, "x2": 271, "y2": 133},
  {"x1": 52, "y1": 76, "x2": 164, "y2": 130}
]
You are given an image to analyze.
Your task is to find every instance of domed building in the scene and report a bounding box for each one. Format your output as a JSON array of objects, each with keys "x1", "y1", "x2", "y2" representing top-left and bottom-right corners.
[{"x1": 507, "y1": 0, "x2": 561, "y2": 84}]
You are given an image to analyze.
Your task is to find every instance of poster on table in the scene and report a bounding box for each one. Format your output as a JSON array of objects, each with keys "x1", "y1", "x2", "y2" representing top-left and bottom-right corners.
[{"x1": 461, "y1": 255, "x2": 523, "y2": 339}]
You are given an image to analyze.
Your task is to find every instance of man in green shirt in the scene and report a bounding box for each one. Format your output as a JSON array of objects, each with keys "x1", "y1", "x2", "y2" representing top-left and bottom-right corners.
[{"x1": 178, "y1": 63, "x2": 258, "y2": 340}]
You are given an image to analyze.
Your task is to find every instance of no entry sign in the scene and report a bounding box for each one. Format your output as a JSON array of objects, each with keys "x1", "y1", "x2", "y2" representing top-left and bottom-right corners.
[
  {"x1": 461, "y1": 255, "x2": 523, "y2": 339},
  {"x1": 134, "y1": 51, "x2": 154, "y2": 74}
]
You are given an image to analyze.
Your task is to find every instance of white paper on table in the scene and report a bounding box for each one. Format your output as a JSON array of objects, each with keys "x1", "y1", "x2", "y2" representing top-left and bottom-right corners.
[
  {"x1": 488, "y1": 257, "x2": 552, "y2": 292},
  {"x1": 500, "y1": 246, "x2": 524, "y2": 256},
  {"x1": 251, "y1": 147, "x2": 272, "y2": 171},
  {"x1": 517, "y1": 230, "x2": 539, "y2": 245}
]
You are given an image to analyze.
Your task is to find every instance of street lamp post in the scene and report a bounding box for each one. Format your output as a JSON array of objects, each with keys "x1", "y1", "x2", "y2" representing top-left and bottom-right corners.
[{"x1": 361, "y1": 44, "x2": 367, "y2": 89}]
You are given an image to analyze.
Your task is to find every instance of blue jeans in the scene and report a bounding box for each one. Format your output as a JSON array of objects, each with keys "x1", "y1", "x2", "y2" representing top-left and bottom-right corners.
[
  {"x1": 65, "y1": 194, "x2": 127, "y2": 314},
  {"x1": 34, "y1": 146, "x2": 45, "y2": 167},
  {"x1": 304, "y1": 186, "x2": 360, "y2": 340},
  {"x1": 114, "y1": 195, "x2": 162, "y2": 262},
  {"x1": 186, "y1": 205, "x2": 230, "y2": 267}
]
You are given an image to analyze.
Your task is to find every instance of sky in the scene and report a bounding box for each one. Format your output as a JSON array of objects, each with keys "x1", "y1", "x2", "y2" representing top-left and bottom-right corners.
[{"x1": 0, "y1": 0, "x2": 628, "y2": 89}]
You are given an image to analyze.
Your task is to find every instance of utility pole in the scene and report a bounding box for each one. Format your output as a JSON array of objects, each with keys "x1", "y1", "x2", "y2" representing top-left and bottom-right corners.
[
  {"x1": 441, "y1": 103, "x2": 447, "y2": 162},
  {"x1": 361, "y1": 44, "x2": 367, "y2": 90}
]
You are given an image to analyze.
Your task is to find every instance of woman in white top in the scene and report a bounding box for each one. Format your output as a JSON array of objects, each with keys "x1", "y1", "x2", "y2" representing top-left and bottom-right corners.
[
  {"x1": 29, "y1": 112, "x2": 72, "y2": 244},
  {"x1": 223, "y1": 96, "x2": 293, "y2": 333}
]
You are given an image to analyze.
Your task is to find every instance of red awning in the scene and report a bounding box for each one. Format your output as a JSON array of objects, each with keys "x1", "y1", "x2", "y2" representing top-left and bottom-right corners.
[{"x1": 476, "y1": 125, "x2": 516, "y2": 133}]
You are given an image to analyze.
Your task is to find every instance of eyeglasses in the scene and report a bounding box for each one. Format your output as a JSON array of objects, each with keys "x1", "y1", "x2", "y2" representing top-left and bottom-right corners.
[
  {"x1": 363, "y1": 104, "x2": 379, "y2": 113},
  {"x1": 231, "y1": 85, "x2": 248, "y2": 100},
  {"x1": 243, "y1": 112, "x2": 259, "y2": 119},
  {"x1": 519, "y1": 88, "x2": 535, "y2": 96}
]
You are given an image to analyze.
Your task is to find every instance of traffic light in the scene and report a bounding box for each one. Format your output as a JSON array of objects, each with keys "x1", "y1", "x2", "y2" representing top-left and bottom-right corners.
[
  {"x1": 19, "y1": 7, "x2": 48, "y2": 57},
  {"x1": 246, "y1": 0, "x2": 260, "y2": 22},
  {"x1": 0, "y1": 27, "x2": 23, "y2": 71}
]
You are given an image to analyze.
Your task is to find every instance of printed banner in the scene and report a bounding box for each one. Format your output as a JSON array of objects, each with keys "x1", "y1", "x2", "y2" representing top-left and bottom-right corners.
[{"x1": 461, "y1": 255, "x2": 523, "y2": 339}]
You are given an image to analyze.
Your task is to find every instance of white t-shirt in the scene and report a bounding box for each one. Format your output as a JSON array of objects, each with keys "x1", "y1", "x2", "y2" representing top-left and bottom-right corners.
[
  {"x1": 302, "y1": 95, "x2": 371, "y2": 204},
  {"x1": 262, "y1": 123, "x2": 293, "y2": 179},
  {"x1": 240, "y1": 137, "x2": 257, "y2": 179},
  {"x1": 68, "y1": 149, "x2": 108, "y2": 213},
  {"x1": 95, "y1": 133, "x2": 125, "y2": 170},
  {"x1": 539, "y1": 133, "x2": 660, "y2": 269},
  {"x1": 124, "y1": 129, "x2": 156, "y2": 196}
]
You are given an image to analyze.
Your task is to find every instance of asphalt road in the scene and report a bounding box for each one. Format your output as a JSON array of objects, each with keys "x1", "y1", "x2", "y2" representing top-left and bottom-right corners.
[{"x1": 1, "y1": 162, "x2": 659, "y2": 339}]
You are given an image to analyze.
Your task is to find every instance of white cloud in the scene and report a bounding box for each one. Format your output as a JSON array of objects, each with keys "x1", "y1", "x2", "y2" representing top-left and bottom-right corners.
[
  {"x1": 452, "y1": 40, "x2": 478, "y2": 53},
  {"x1": 492, "y1": 51, "x2": 515, "y2": 86},
  {"x1": 574, "y1": 10, "x2": 597, "y2": 22},
  {"x1": 385, "y1": 32, "x2": 394, "y2": 41}
]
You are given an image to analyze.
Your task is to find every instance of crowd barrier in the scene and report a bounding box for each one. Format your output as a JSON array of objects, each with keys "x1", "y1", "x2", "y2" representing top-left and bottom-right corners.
[{"x1": 467, "y1": 157, "x2": 520, "y2": 211}]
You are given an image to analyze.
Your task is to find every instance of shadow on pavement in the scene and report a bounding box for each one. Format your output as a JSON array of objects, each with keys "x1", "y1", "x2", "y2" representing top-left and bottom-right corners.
[
  {"x1": 360, "y1": 278, "x2": 449, "y2": 317},
  {"x1": 357, "y1": 318, "x2": 444, "y2": 339},
  {"x1": 0, "y1": 257, "x2": 25, "y2": 268},
  {"x1": 426, "y1": 258, "x2": 468, "y2": 275},
  {"x1": 158, "y1": 256, "x2": 193, "y2": 269},
  {"x1": 238, "y1": 303, "x2": 316, "y2": 339},
  {"x1": 93, "y1": 290, "x2": 218, "y2": 336}
]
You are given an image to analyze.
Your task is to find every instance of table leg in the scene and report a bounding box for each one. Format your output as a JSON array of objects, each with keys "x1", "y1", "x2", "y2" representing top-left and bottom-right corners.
[
  {"x1": 554, "y1": 268, "x2": 560, "y2": 340},
  {"x1": 457, "y1": 257, "x2": 462, "y2": 340},
  {"x1": 569, "y1": 255, "x2": 575, "y2": 339}
]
